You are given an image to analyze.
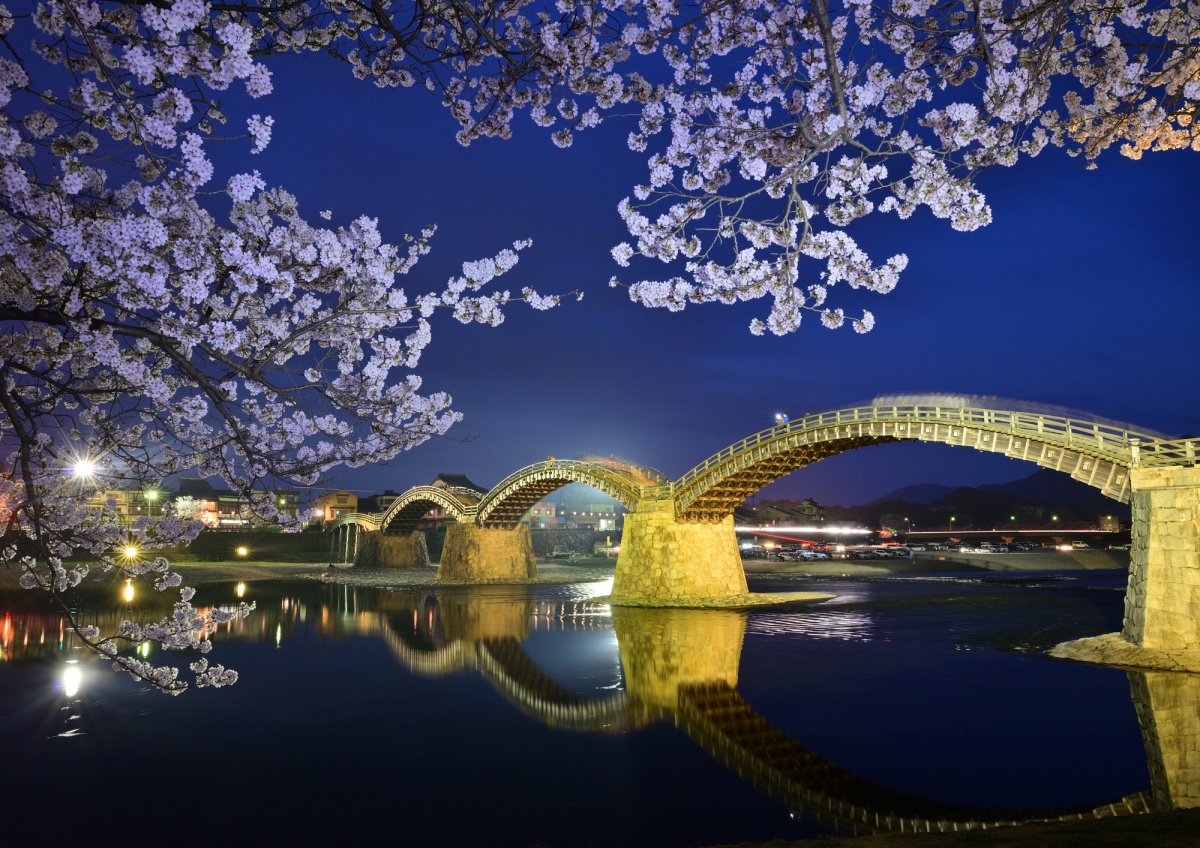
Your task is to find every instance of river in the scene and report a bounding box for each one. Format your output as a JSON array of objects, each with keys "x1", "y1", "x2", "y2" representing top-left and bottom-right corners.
[{"x1": 0, "y1": 569, "x2": 1179, "y2": 844}]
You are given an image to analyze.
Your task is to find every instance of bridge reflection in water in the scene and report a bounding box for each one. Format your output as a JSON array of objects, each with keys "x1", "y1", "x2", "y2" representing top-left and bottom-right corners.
[
  {"x1": 346, "y1": 592, "x2": 1181, "y2": 836},
  {"x1": 4, "y1": 581, "x2": 1189, "y2": 837}
]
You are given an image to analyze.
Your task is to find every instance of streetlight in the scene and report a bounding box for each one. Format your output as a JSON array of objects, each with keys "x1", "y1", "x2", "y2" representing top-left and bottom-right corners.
[
  {"x1": 71, "y1": 459, "x2": 97, "y2": 479},
  {"x1": 236, "y1": 546, "x2": 248, "y2": 558}
]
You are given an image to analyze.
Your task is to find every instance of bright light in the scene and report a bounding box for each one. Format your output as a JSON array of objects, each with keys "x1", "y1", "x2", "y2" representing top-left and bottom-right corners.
[
  {"x1": 735, "y1": 526, "x2": 871, "y2": 535},
  {"x1": 123, "y1": 545, "x2": 138, "y2": 559},
  {"x1": 123, "y1": 580, "x2": 134, "y2": 602},
  {"x1": 236, "y1": 582, "x2": 246, "y2": 598},
  {"x1": 145, "y1": 490, "x2": 158, "y2": 501},
  {"x1": 62, "y1": 663, "x2": 82, "y2": 697},
  {"x1": 236, "y1": 546, "x2": 248, "y2": 557},
  {"x1": 72, "y1": 459, "x2": 96, "y2": 478}
]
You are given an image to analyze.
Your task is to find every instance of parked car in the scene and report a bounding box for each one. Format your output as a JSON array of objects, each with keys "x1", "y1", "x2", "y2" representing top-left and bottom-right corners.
[
  {"x1": 1108, "y1": 543, "x2": 1132, "y2": 551},
  {"x1": 1071, "y1": 540, "x2": 1090, "y2": 550}
]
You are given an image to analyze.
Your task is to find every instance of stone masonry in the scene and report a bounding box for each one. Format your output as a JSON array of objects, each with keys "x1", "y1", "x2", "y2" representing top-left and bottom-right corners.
[
  {"x1": 353, "y1": 529, "x2": 429, "y2": 569},
  {"x1": 1051, "y1": 465, "x2": 1200, "y2": 670},
  {"x1": 1123, "y1": 466, "x2": 1200, "y2": 652},
  {"x1": 609, "y1": 498, "x2": 748, "y2": 604},
  {"x1": 438, "y1": 523, "x2": 537, "y2": 582}
]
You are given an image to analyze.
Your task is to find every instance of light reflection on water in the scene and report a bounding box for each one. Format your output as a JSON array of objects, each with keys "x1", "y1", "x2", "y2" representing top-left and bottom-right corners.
[
  {"x1": 747, "y1": 610, "x2": 875, "y2": 641},
  {"x1": 0, "y1": 571, "x2": 1186, "y2": 844}
]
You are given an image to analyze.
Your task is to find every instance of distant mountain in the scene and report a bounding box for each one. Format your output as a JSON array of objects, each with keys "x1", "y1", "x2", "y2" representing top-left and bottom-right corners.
[
  {"x1": 871, "y1": 483, "x2": 960, "y2": 505},
  {"x1": 873, "y1": 470, "x2": 1114, "y2": 509},
  {"x1": 980, "y1": 469, "x2": 1116, "y2": 508}
]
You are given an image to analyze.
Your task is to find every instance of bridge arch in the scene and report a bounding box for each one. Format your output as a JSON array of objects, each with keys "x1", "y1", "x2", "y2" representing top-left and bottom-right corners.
[
  {"x1": 474, "y1": 459, "x2": 659, "y2": 529},
  {"x1": 672, "y1": 402, "x2": 1164, "y2": 522},
  {"x1": 378, "y1": 485, "x2": 481, "y2": 534}
]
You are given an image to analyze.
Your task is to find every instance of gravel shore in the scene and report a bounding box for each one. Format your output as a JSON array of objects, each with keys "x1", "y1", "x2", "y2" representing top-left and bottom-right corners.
[{"x1": 3, "y1": 548, "x2": 1128, "y2": 591}]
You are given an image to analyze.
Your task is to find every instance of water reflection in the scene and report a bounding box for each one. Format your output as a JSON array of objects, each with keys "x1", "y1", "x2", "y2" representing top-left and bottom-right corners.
[
  {"x1": 0, "y1": 579, "x2": 1190, "y2": 839},
  {"x1": 1130, "y1": 671, "x2": 1200, "y2": 812},
  {"x1": 347, "y1": 591, "x2": 1158, "y2": 835}
]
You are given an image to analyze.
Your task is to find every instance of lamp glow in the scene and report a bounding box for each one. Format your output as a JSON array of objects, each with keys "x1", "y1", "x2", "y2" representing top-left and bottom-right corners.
[
  {"x1": 72, "y1": 459, "x2": 96, "y2": 478},
  {"x1": 62, "y1": 663, "x2": 82, "y2": 697},
  {"x1": 123, "y1": 579, "x2": 134, "y2": 602}
]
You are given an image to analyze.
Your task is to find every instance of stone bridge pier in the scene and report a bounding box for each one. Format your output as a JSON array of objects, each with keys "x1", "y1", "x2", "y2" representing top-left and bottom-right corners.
[
  {"x1": 1123, "y1": 466, "x2": 1200, "y2": 655},
  {"x1": 1054, "y1": 465, "x2": 1200, "y2": 669},
  {"x1": 352, "y1": 530, "x2": 430, "y2": 570},
  {"x1": 438, "y1": 523, "x2": 537, "y2": 582},
  {"x1": 608, "y1": 498, "x2": 747, "y2": 605}
]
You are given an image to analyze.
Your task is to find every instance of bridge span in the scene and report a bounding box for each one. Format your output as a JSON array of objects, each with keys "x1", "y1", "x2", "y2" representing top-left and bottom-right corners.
[{"x1": 329, "y1": 397, "x2": 1200, "y2": 669}]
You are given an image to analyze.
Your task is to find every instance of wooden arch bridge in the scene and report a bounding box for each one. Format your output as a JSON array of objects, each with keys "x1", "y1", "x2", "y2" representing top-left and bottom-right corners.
[{"x1": 329, "y1": 398, "x2": 1200, "y2": 666}]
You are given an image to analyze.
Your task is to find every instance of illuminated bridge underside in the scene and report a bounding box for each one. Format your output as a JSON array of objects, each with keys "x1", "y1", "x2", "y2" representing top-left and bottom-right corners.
[
  {"x1": 679, "y1": 436, "x2": 899, "y2": 522},
  {"x1": 676, "y1": 413, "x2": 1141, "y2": 522},
  {"x1": 476, "y1": 461, "x2": 647, "y2": 529},
  {"x1": 379, "y1": 486, "x2": 480, "y2": 535},
  {"x1": 677, "y1": 682, "x2": 1151, "y2": 835}
]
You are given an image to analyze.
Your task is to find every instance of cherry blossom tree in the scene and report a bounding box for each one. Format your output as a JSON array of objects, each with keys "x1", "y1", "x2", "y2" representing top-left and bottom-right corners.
[{"x1": 0, "y1": 0, "x2": 569, "y2": 693}]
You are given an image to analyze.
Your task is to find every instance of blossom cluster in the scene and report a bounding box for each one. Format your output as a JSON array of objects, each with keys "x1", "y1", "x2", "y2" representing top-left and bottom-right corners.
[
  {"x1": 394, "y1": 0, "x2": 1200, "y2": 333},
  {"x1": 0, "y1": 0, "x2": 567, "y2": 693}
]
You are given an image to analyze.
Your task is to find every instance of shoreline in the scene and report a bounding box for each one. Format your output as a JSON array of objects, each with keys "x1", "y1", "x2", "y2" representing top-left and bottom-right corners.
[{"x1": 0, "y1": 549, "x2": 1129, "y2": 591}]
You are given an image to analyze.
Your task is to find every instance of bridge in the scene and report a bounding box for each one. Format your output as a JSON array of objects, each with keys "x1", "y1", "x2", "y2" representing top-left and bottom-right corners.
[
  {"x1": 330, "y1": 397, "x2": 1200, "y2": 667},
  {"x1": 349, "y1": 594, "x2": 1165, "y2": 834}
]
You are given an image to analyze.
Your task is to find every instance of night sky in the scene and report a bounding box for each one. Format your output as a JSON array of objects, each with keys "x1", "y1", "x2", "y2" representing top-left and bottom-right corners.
[{"x1": 245, "y1": 53, "x2": 1200, "y2": 507}]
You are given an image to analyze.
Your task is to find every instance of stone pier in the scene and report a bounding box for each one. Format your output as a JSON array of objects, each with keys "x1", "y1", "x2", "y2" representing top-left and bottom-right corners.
[
  {"x1": 602, "y1": 499, "x2": 832, "y2": 607},
  {"x1": 1052, "y1": 465, "x2": 1200, "y2": 670},
  {"x1": 437, "y1": 523, "x2": 537, "y2": 582},
  {"x1": 352, "y1": 530, "x2": 430, "y2": 569},
  {"x1": 608, "y1": 499, "x2": 747, "y2": 604}
]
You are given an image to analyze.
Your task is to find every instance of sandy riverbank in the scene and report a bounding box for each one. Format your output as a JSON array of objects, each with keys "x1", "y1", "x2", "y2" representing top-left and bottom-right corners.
[{"x1": 2, "y1": 548, "x2": 1129, "y2": 591}]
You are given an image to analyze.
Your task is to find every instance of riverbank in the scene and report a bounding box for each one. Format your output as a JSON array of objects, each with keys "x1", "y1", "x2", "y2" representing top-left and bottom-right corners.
[{"x1": 1, "y1": 548, "x2": 1129, "y2": 591}]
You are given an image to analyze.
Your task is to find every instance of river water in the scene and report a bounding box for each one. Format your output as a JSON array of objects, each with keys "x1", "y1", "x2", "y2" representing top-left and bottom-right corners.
[{"x1": 0, "y1": 569, "x2": 1181, "y2": 844}]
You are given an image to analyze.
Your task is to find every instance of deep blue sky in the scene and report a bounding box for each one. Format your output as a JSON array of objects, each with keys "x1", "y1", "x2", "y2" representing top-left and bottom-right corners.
[{"x1": 246, "y1": 53, "x2": 1200, "y2": 506}]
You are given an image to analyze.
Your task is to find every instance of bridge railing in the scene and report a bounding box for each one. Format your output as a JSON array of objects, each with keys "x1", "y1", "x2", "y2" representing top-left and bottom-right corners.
[
  {"x1": 486, "y1": 459, "x2": 654, "y2": 494},
  {"x1": 1138, "y1": 438, "x2": 1200, "y2": 467},
  {"x1": 438, "y1": 486, "x2": 486, "y2": 502},
  {"x1": 675, "y1": 404, "x2": 1166, "y2": 488},
  {"x1": 328, "y1": 512, "x2": 383, "y2": 529}
]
